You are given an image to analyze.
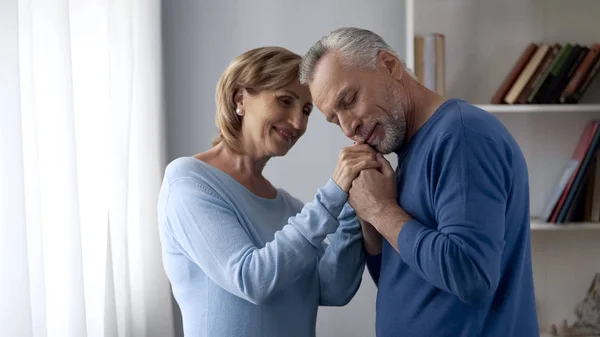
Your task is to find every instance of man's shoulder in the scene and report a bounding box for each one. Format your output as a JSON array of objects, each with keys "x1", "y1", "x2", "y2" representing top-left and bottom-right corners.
[
  {"x1": 430, "y1": 99, "x2": 516, "y2": 151},
  {"x1": 434, "y1": 99, "x2": 502, "y2": 134}
]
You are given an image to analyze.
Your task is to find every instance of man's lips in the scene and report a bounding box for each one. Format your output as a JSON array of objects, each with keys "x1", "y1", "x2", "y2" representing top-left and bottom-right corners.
[{"x1": 364, "y1": 124, "x2": 377, "y2": 144}]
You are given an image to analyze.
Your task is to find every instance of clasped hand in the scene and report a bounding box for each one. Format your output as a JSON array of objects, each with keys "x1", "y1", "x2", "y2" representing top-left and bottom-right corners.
[{"x1": 332, "y1": 143, "x2": 398, "y2": 224}]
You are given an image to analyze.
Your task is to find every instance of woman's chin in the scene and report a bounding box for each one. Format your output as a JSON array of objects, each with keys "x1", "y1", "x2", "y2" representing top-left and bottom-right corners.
[
  {"x1": 267, "y1": 141, "x2": 294, "y2": 157},
  {"x1": 266, "y1": 135, "x2": 296, "y2": 156},
  {"x1": 270, "y1": 145, "x2": 292, "y2": 157}
]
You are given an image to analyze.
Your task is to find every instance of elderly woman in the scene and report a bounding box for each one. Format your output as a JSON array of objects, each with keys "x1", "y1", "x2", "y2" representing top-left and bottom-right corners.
[{"x1": 157, "y1": 46, "x2": 382, "y2": 337}]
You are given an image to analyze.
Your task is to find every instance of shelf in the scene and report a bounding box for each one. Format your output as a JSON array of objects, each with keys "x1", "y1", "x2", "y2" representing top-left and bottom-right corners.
[
  {"x1": 530, "y1": 219, "x2": 600, "y2": 231},
  {"x1": 476, "y1": 104, "x2": 600, "y2": 114}
]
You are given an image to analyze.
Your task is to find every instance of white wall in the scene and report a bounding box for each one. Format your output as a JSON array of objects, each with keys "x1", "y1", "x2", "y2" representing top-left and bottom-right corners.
[{"x1": 161, "y1": 1, "x2": 408, "y2": 336}]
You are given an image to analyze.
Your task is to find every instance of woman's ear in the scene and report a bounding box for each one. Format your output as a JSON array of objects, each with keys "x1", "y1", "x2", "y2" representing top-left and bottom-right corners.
[{"x1": 233, "y1": 88, "x2": 245, "y2": 116}]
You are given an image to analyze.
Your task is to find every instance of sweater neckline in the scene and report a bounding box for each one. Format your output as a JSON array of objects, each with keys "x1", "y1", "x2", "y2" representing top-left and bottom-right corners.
[{"x1": 190, "y1": 157, "x2": 283, "y2": 202}]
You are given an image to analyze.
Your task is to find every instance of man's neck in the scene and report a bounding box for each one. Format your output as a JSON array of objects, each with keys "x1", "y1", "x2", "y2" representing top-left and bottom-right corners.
[{"x1": 403, "y1": 81, "x2": 447, "y2": 143}]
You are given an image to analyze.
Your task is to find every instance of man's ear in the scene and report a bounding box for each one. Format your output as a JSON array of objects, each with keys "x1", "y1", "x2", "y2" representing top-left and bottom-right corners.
[{"x1": 379, "y1": 51, "x2": 403, "y2": 81}]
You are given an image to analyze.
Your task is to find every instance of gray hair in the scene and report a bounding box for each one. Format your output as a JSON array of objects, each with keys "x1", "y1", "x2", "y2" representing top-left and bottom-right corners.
[{"x1": 299, "y1": 27, "x2": 415, "y2": 84}]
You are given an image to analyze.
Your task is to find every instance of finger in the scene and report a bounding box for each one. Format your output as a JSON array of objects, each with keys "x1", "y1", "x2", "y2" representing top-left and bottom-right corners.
[
  {"x1": 344, "y1": 151, "x2": 378, "y2": 163},
  {"x1": 351, "y1": 159, "x2": 382, "y2": 173},
  {"x1": 339, "y1": 146, "x2": 371, "y2": 162},
  {"x1": 344, "y1": 143, "x2": 376, "y2": 154},
  {"x1": 376, "y1": 153, "x2": 394, "y2": 176}
]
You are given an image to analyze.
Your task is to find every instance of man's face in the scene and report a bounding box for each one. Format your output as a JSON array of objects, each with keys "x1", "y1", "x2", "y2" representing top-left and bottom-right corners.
[{"x1": 309, "y1": 52, "x2": 407, "y2": 154}]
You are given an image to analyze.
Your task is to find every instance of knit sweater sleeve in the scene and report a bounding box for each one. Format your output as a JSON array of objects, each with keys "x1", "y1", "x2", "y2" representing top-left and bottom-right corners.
[{"x1": 163, "y1": 177, "x2": 346, "y2": 305}]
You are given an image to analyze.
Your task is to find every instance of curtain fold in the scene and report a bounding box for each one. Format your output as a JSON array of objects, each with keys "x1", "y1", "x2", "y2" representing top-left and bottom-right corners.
[{"x1": 1, "y1": 1, "x2": 174, "y2": 336}]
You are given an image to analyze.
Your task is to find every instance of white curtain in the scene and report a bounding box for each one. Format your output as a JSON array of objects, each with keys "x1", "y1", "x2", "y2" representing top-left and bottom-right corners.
[{"x1": 0, "y1": 1, "x2": 175, "y2": 336}]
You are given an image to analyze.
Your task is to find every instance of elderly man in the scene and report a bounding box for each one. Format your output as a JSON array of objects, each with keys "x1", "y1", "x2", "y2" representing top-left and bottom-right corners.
[{"x1": 299, "y1": 27, "x2": 539, "y2": 337}]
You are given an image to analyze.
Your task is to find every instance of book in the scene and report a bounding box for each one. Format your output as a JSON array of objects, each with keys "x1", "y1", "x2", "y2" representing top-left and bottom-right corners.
[
  {"x1": 560, "y1": 44, "x2": 600, "y2": 103},
  {"x1": 566, "y1": 55, "x2": 600, "y2": 104},
  {"x1": 414, "y1": 36, "x2": 425, "y2": 85},
  {"x1": 557, "y1": 123, "x2": 600, "y2": 223},
  {"x1": 492, "y1": 41, "x2": 600, "y2": 105},
  {"x1": 517, "y1": 44, "x2": 561, "y2": 104},
  {"x1": 414, "y1": 33, "x2": 446, "y2": 96},
  {"x1": 529, "y1": 43, "x2": 573, "y2": 104},
  {"x1": 547, "y1": 46, "x2": 589, "y2": 104},
  {"x1": 540, "y1": 120, "x2": 599, "y2": 222},
  {"x1": 491, "y1": 43, "x2": 538, "y2": 104},
  {"x1": 504, "y1": 45, "x2": 550, "y2": 104},
  {"x1": 540, "y1": 45, "x2": 585, "y2": 103}
]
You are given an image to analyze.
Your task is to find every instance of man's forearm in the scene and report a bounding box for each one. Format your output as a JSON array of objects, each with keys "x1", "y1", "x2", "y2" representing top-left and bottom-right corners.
[
  {"x1": 359, "y1": 218, "x2": 382, "y2": 255},
  {"x1": 370, "y1": 202, "x2": 412, "y2": 253}
]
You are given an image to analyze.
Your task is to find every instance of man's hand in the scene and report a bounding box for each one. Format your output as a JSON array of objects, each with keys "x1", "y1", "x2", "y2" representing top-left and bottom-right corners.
[
  {"x1": 349, "y1": 154, "x2": 411, "y2": 253},
  {"x1": 348, "y1": 153, "x2": 397, "y2": 223},
  {"x1": 332, "y1": 143, "x2": 381, "y2": 192}
]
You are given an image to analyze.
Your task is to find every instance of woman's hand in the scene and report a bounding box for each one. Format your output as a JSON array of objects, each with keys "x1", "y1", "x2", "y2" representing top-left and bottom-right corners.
[{"x1": 332, "y1": 143, "x2": 381, "y2": 192}]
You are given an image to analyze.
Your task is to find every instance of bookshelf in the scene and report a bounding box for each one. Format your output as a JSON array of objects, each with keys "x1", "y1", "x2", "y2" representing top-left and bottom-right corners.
[
  {"x1": 478, "y1": 104, "x2": 600, "y2": 114},
  {"x1": 409, "y1": 0, "x2": 600, "y2": 334},
  {"x1": 530, "y1": 219, "x2": 600, "y2": 231}
]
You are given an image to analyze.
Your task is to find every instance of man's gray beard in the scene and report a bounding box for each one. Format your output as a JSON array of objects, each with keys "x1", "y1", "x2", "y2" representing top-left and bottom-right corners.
[
  {"x1": 373, "y1": 89, "x2": 406, "y2": 154},
  {"x1": 372, "y1": 113, "x2": 405, "y2": 154}
]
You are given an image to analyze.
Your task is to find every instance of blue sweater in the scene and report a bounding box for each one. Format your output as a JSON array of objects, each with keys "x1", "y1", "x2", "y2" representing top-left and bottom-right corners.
[
  {"x1": 157, "y1": 157, "x2": 365, "y2": 337},
  {"x1": 367, "y1": 99, "x2": 539, "y2": 337}
]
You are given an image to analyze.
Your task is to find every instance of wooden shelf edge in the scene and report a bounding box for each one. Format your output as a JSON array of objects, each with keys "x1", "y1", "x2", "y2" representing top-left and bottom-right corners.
[
  {"x1": 530, "y1": 218, "x2": 600, "y2": 231},
  {"x1": 476, "y1": 104, "x2": 600, "y2": 113}
]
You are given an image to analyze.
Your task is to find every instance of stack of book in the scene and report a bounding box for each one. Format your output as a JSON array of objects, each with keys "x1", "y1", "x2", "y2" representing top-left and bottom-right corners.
[
  {"x1": 414, "y1": 34, "x2": 445, "y2": 96},
  {"x1": 541, "y1": 120, "x2": 600, "y2": 224},
  {"x1": 491, "y1": 43, "x2": 600, "y2": 104}
]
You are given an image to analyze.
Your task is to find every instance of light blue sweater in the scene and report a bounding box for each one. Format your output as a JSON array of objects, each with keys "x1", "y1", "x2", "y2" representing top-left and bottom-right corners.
[{"x1": 157, "y1": 157, "x2": 365, "y2": 337}]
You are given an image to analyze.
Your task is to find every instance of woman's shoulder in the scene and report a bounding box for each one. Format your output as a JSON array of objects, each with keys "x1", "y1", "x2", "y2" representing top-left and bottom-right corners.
[
  {"x1": 165, "y1": 156, "x2": 211, "y2": 182},
  {"x1": 163, "y1": 156, "x2": 231, "y2": 195}
]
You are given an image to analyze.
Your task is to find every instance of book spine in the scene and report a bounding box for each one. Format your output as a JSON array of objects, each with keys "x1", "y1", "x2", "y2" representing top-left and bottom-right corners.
[
  {"x1": 529, "y1": 43, "x2": 572, "y2": 104},
  {"x1": 491, "y1": 43, "x2": 538, "y2": 104},
  {"x1": 423, "y1": 35, "x2": 436, "y2": 92},
  {"x1": 560, "y1": 44, "x2": 600, "y2": 103},
  {"x1": 504, "y1": 45, "x2": 549, "y2": 104},
  {"x1": 517, "y1": 45, "x2": 560, "y2": 104}
]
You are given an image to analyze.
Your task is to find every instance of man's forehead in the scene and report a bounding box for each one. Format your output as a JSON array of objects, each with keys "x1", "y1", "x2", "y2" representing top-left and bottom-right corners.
[{"x1": 310, "y1": 52, "x2": 349, "y2": 109}]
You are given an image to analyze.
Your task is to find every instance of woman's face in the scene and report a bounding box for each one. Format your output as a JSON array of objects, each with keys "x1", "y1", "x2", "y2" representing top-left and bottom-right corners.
[{"x1": 237, "y1": 82, "x2": 313, "y2": 157}]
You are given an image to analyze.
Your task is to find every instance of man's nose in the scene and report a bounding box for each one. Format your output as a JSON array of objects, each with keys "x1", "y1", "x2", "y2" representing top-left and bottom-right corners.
[{"x1": 340, "y1": 115, "x2": 360, "y2": 139}]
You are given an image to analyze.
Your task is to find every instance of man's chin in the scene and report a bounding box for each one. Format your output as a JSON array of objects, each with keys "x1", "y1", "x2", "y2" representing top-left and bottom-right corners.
[{"x1": 375, "y1": 141, "x2": 401, "y2": 154}]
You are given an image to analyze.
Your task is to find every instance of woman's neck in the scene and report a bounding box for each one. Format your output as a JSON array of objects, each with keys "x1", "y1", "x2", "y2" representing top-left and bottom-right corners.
[
  {"x1": 213, "y1": 143, "x2": 269, "y2": 177},
  {"x1": 196, "y1": 142, "x2": 277, "y2": 199}
]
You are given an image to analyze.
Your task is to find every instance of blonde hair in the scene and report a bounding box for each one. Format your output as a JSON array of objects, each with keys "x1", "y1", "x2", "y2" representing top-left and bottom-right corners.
[{"x1": 213, "y1": 46, "x2": 302, "y2": 153}]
